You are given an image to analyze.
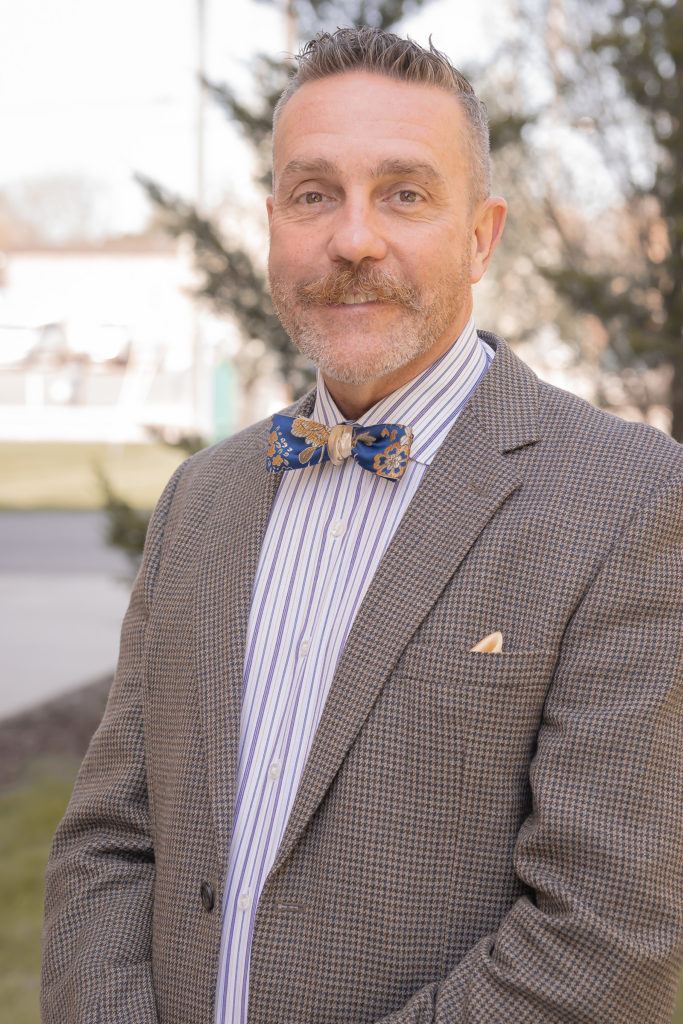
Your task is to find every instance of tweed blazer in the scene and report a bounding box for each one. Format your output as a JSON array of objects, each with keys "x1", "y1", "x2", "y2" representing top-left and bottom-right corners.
[{"x1": 42, "y1": 335, "x2": 683, "y2": 1024}]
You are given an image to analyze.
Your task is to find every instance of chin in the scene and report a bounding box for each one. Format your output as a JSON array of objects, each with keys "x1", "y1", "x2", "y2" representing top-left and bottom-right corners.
[
  {"x1": 319, "y1": 363, "x2": 382, "y2": 387},
  {"x1": 301, "y1": 341, "x2": 422, "y2": 387}
]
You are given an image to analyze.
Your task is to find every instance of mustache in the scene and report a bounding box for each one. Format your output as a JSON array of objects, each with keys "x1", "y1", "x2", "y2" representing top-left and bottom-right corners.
[{"x1": 296, "y1": 265, "x2": 423, "y2": 310}]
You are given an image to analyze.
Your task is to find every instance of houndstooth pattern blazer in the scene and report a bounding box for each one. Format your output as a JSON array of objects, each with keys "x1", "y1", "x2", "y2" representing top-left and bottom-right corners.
[{"x1": 42, "y1": 335, "x2": 683, "y2": 1023}]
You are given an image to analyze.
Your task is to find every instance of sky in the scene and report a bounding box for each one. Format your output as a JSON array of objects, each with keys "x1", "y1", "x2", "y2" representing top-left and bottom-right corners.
[{"x1": 0, "y1": 0, "x2": 507, "y2": 239}]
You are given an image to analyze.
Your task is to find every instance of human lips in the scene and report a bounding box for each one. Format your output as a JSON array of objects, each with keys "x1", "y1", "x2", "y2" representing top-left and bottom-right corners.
[{"x1": 338, "y1": 292, "x2": 380, "y2": 305}]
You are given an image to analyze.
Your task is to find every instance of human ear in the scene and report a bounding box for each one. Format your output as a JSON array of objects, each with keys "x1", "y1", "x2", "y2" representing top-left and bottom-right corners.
[{"x1": 470, "y1": 197, "x2": 507, "y2": 284}]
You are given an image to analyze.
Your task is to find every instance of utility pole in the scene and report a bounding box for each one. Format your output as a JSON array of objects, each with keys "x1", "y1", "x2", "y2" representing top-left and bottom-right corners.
[
  {"x1": 196, "y1": 0, "x2": 206, "y2": 210},
  {"x1": 285, "y1": 0, "x2": 297, "y2": 53},
  {"x1": 192, "y1": 0, "x2": 208, "y2": 438}
]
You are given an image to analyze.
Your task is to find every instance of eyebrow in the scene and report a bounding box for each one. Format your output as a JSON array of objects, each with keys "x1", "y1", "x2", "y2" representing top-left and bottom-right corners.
[
  {"x1": 277, "y1": 157, "x2": 445, "y2": 186},
  {"x1": 278, "y1": 158, "x2": 338, "y2": 183},
  {"x1": 370, "y1": 159, "x2": 446, "y2": 185}
]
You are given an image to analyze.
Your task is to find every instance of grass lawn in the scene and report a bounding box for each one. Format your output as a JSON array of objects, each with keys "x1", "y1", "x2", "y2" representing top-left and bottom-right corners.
[
  {"x1": 1, "y1": 759, "x2": 682, "y2": 1024},
  {"x1": 0, "y1": 442, "x2": 188, "y2": 510},
  {"x1": 0, "y1": 758, "x2": 80, "y2": 1023}
]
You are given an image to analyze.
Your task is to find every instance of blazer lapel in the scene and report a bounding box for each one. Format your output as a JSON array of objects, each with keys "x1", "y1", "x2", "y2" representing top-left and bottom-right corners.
[
  {"x1": 271, "y1": 338, "x2": 540, "y2": 875},
  {"x1": 195, "y1": 393, "x2": 317, "y2": 870},
  {"x1": 194, "y1": 448, "x2": 280, "y2": 870}
]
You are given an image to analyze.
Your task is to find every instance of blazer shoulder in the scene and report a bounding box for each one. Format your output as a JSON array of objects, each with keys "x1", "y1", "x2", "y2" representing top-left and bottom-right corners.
[
  {"x1": 482, "y1": 332, "x2": 683, "y2": 497},
  {"x1": 536, "y1": 375, "x2": 683, "y2": 487}
]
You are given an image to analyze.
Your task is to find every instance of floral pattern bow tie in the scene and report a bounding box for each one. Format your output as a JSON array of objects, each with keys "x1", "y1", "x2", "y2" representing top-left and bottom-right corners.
[{"x1": 266, "y1": 414, "x2": 414, "y2": 481}]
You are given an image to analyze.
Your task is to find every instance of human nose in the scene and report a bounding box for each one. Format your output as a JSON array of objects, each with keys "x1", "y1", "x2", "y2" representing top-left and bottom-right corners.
[{"x1": 326, "y1": 198, "x2": 388, "y2": 264}]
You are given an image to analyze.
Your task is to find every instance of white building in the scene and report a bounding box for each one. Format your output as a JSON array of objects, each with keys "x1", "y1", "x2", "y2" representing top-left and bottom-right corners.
[{"x1": 0, "y1": 240, "x2": 223, "y2": 443}]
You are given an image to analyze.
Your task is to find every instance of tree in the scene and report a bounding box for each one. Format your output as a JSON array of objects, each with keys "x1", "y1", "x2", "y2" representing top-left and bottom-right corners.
[
  {"x1": 489, "y1": 0, "x2": 683, "y2": 438},
  {"x1": 138, "y1": 0, "x2": 437, "y2": 405},
  {"x1": 0, "y1": 175, "x2": 111, "y2": 248},
  {"x1": 584, "y1": 0, "x2": 682, "y2": 439}
]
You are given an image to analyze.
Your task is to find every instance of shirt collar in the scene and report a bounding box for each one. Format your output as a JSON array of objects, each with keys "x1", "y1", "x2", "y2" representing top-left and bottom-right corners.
[{"x1": 312, "y1": 317, "x2": 492, "y2": 467}]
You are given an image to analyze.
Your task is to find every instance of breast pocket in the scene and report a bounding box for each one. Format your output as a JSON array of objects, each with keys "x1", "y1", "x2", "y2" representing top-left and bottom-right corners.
[
  {"x1": 389, "y1": 643, "x2": 557, "y2": 792},
  {"x1": 386, "y1": 645, "x2": 558, "y2": 900},
  {"x1": 395, "y1": 643, "x2": 558, "y2": 694}
]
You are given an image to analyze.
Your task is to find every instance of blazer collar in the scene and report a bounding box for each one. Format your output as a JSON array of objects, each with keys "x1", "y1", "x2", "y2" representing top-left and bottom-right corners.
[{"x1": 469, "y1": 331, "x2": 540, "y2": 453}]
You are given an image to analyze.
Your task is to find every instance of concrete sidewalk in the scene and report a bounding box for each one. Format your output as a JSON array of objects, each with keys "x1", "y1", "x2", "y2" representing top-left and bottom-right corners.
[
  {"x1": 0, "y1": 510, "x2": 133, "y2": 719},
  {"x1": 0, "y1": 572, "x2": 131, "y2": 718}
]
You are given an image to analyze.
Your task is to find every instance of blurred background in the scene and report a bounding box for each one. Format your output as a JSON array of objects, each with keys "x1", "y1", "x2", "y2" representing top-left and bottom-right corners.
[{"x1": 0, "y1": 0, "x2": 681, "y2": 1019}]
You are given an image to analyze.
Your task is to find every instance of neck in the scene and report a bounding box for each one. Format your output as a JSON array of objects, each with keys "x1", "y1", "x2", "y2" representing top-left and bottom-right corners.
[
  {"x1": 323, "y1": 374, "x2": 406, "y2": 421},
  {"x1": 321, "y1": 314, "x2": 473, "y2": 420}
]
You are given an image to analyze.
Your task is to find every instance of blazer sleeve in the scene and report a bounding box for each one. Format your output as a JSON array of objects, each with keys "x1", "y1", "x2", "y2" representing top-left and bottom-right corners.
[
  {"x1": 375, "y1": 471, "x2": 683, "y2": 1024},
  {"x1": 40, "y1": 462, "x2": 186, "y2": 1024}
]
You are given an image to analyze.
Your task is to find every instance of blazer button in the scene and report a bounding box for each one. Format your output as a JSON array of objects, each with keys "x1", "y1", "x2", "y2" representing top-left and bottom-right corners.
[{"x1": 200, "y1": 881, "x2": 215, "y2": 912}]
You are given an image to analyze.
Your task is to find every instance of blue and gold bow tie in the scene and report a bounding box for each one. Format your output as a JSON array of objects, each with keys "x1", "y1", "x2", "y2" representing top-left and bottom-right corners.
[{"x1": 266, "y1": 414, "x2": 414, "y2": 481}]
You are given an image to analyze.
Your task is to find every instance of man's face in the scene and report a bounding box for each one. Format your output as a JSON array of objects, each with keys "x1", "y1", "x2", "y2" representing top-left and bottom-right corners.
[{"x1": 267, "y1": 71, "x2": 503, "y2": 391}]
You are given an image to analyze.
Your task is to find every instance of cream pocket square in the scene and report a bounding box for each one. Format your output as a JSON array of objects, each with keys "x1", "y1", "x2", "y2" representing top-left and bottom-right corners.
[{"x1": 470, "y1": 631, "x2": 503, "y2": 653}]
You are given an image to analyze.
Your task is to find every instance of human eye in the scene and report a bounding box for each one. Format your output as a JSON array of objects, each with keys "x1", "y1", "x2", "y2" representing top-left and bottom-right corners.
[
  {"x1": 396, "y1": 189, "x2": 421, "y2": 203},
  {"x1": 386, "y1": 188, "x2": 425, "y2": 208},
  {"x1": 297, "y1": 190, "x2": 327, "y2": 205}
]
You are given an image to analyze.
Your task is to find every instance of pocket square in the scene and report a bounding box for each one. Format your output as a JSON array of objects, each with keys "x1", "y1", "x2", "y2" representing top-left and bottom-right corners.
[{"x1": 470, "y1": 631, "x2": 503, "y2": 653}]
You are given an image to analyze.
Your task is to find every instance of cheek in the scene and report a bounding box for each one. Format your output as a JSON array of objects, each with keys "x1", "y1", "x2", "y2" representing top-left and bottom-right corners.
[
  {"x1": 268, "y1": 225, "x2": 321, "y2": 281},
  {"x1": 392, "y1": 226, "x2": 462, "y2": 280}
]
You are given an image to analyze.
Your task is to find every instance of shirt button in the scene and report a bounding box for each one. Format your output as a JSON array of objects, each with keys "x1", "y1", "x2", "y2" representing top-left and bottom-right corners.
[
  {"x1": 237, "y1": 891, "x2": 251, "y2": 911},
  {"x1": 268, "y1": 760, "x2": 281, "y2": 780},
  {"x1": 299, "y1": 638, "x2": 311, "y2": 657},
  {"x1": 330, "y1": 519, "x2": 345, "y2": 537}
]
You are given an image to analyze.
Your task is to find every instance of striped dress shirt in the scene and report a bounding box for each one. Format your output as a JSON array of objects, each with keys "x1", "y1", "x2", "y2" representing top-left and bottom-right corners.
[{"x1": 215, "y1": 318, "x2": 492, "y2": 1024}]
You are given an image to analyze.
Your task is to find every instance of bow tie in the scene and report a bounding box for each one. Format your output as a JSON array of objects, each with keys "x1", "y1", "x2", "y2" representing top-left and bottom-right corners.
[{"x1": 266, "y1": 414, "x2": 414, "y2": 481}]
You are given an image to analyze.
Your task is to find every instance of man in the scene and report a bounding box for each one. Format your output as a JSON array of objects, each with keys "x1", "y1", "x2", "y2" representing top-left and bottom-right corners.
[{"x1": 42, "y1": 27, "x2": 683, "y2": 1024}]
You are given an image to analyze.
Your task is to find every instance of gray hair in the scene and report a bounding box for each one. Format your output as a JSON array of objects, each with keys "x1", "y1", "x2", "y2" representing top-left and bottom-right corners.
[{"x1": 273, "y1": 27, "x2": 491, "y2": 203}]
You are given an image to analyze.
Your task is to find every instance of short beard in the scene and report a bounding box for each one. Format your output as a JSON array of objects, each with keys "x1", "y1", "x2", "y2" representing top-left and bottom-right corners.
[{"x1": 269, "y1": 261, "x2": 471, "y2": 386}]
